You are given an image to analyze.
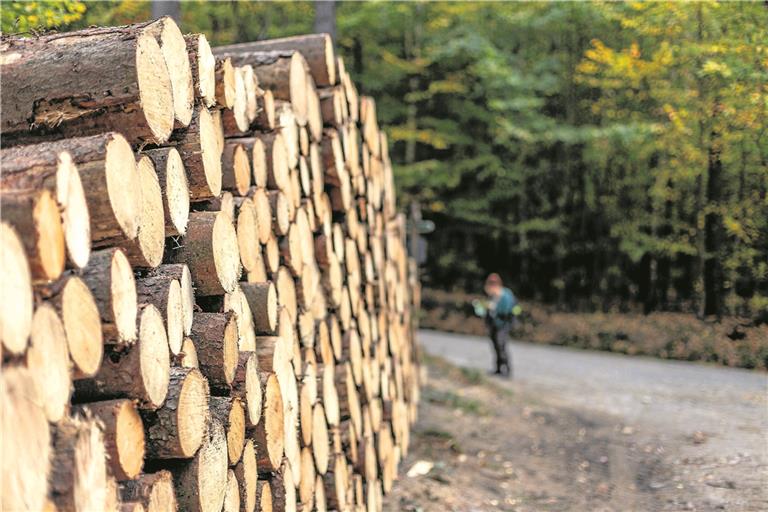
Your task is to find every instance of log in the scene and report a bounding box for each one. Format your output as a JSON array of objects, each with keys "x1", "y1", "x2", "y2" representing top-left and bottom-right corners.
[
  {"x1": 320, "y1": 361, "x2": 340, "y2": 428},
  {"x1": 129, "y1": 17, "x2": 192, "y2": 127},
  {"x1": 179, "y1": 337, "x2": 199, "y2": 369},
  {"x1": 265, "y1": 232, "x2": 281, "y2": 274},
  {"x1": 223, "y1": 469, "x2": 240, "y2": 512},
  {"x1": 255, "y1": 88, "x2": 276, "y2": 130},
  {"x1": 276, "y1": 102, "x2": 300, "y2": 169},
  {"x1": 323, "y1": 455, "x2": 348, "y2": 512},
  {"x1": 282, "y1": 374, "x2": 302, "y2": 488},
  {"x1": 234, "y1": 439, "x2": 257, "y2": 512},
  {"x1": 142, "y1": 147, "x2": 190, "y2": 236},
  {"x1": 241, "y1": 65, "x2": 259, "y2": 124},
  {"x1": 268, "y1": 191, "x2": 291, "y2": 239},
  {"x1": 0, "y1": 366, "x2": 50, "y2": 512},
  {"x1": 26, "y1": 304, "x2": 71, "y2": 422},
  {"x1": 101, "y1": 155, "x2": 165, "y2": 268},
  {"x1": 0, "y1": 24, "x2": 174, "y2": 144},
  {"x1": 168, "y1": 211, "x2": 241, "y2": 296},
  {"x1": 191, "y1": 312, "x2": 239, "y2": 392},
  {"x1": 186, "y1": 33, "x2": 217, "y2": 108},
  {"x1": 275, "y1": 268, "x2": 298, "y2": 325},
  {"x1": 270, "y1": 459, "x2": 297, "y2": 512},
  {"x1": 50, "y1": 413, "x2": 109, "y2": 512},
  {"x1": 236, "y1": 198, "x2": 261, "y2": 273},
  {"x1": 230, "y1": 352, "x2": 262, "y2": 427},
  {"x1": 299, "y1": 447, "x2": 316, "y2": 511},
  {"x1": 280, "y1": 224, "x2": 304, "y2": 277},
  {"x1": 144, "y1": 367, "x2": 210, "y2": 459},
  {"x1": 212, "y1": 48, "x2": 309, "y2": 126},
  {"x1": 215, "y1": 57, "x2": 237, "y2": 109},
  {"x1": 0, "y1": 224, "x2": 34, "y2": 355},
  {"x1": 75, "y1": 399, "x2": 145, "y2": 480},
  {"x1": 255, "y1": 481, "x2": 273, "y2": 512},
  {"x1": 119, "y1": 471, "x2": 177, "y2": 512},
  {"x1": 340, "y1": 62, "x2": 359, "y2": 122},
  {"x1": 74, "y1": 304, "x2": 169, "y2": 409},
  {"x1": 209, "y1": 396, "x2": 246, "y2": 465},
  {"x1": 218, "y1": 34, "x2": 335, "y2": 86},
  {"x1": 312, "y1": 403, "x2": 330, "y2": 475},
  {"x1": 224, "y1": 285, "x2": 257, "y2": 352},
  {"x1": 163, "y1": 106, "x2": 222, "y2": 201},
  {"x1": 314, "y1": 474, "x2": 326, "y2": 512},
  {"x1": 251, "y1": 372, "x2": 284, "y2": 473},
  {"x1": 172, "y1": 418, "x2": 228, "y2": 512},
  {"x1": 222, "y1": 142, "x2": 252, "y2": 195},
  {"x1": 250, "y1": 187, "x2": 273, "y2": 244},
  {"x1": 228, "y1": 137, "x2": 267, "y2": 189},
  {"x1": 78, "y1": 247, "x2": 137, "y2": 343},
  {"x1": 135, "y1": 273, "x2": 184, "y2": 355},
  {"x1": 149, "y1": 263, "x2": 195, "y2": 336},
  {"x1": 306, "y1": 79, "x2": 323, "y2": 142},
  {"x1": 246, "y1": 257, "x2": 269, "y2": 295},
  {"x1": 222, "y1": 66, "x2": 249, "y2": 135},
  {"x1": 319, "y1": 87, "x2": 344, "y2": 127},
  {"x1": 39, "y1": 275, "x2": 104, "y2": 379},
  {"x1": 241, "y1": 281, "x2": 278, "y2": 334},
  {"x1": 257, "y1": 132, "x2": 290, "y2": 192},
  {"x1": 0, "y1": 147, "x2": 91, "y2": 268}
]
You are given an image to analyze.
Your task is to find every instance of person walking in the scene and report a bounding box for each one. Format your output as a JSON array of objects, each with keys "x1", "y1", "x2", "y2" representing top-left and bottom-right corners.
[{"x1": 482, "y1": 273, "x2": 518, "y2": 377}]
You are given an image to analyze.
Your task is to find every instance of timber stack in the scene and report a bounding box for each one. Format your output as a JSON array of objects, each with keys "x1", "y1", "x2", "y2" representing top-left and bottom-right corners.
[{"x1": 1, "y1": 18, "x2": 422, "y2": 512}]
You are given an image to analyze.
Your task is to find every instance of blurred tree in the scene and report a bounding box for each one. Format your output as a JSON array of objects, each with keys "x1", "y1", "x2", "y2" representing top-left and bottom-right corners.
[{"x1": 1, "y1": 1, "x2": 86, "y2": 33}]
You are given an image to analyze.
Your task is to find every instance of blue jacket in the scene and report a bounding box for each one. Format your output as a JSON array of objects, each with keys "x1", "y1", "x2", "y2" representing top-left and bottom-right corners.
[{"x1": 489, "y1": 287, "x2": 517, "y2": 328}]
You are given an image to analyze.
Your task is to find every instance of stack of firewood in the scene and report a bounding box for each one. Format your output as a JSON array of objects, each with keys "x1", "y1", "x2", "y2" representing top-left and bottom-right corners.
[{"x1": 0, "y1": 17, "x2": 421, "y2": 512}]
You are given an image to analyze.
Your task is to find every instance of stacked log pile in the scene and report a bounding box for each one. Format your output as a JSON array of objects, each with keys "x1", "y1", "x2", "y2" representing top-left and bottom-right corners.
[{"x1": 1, "y1": 20, "x2": 421, "y2": 512}]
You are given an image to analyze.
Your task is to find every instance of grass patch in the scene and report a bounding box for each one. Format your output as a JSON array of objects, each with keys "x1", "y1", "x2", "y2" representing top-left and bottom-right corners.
[
  {"x1": 422, "y1": 353, "x2": 488, "y2": 386},
  {"x1": 424, "y1": 386, "x2": 486, "y2": 416}
]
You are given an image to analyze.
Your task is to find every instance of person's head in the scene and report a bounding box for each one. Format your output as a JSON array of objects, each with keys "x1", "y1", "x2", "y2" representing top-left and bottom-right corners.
[{"x1": 484, "y1": 273, "x2": 503, "y2": 297}]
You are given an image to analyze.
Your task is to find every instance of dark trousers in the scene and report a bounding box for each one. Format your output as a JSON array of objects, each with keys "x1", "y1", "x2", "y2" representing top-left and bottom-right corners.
[{"x1": 489, "y1": 323, "x2": 512, "y2": 375}]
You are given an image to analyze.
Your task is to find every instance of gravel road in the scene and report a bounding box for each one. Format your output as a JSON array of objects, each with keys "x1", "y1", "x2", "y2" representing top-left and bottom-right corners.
[{"x1": 405, "y1": 329, "x2": 768, "y2": 511}]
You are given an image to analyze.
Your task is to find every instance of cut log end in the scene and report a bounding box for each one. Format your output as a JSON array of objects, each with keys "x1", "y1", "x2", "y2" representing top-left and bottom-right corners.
[
  {"x1": 105, "y1": 133, "x2": 142, "y2": 241},
  {"x1": 0, "y1": 223, "x2": 33, "y2": 355},
  {"x1": 155, "y1": 17, "x2": 195, "y2": 126},
  {"x1": 199, "y1": 106, "x2": 224, "y2": 197},
  {"x1": 196, "y1": 34, "x2": 217, "y2": 107},
  {"x1": 56, "y1": 151, "x2": 91, "y2": 268},
  {"x1": 212, "y1": 210, "x2": 242, "y2": 294},
  {"x1": 80, "y1": 399, "x2": 145, "y2": 481},
  {"x1": 61, "y1": 276, "x2": 104, "y2": 378},
  {"x1": 135, "y1": 33, "x2": 175, "y2": 144},
  {"x1": 165, "y1": 147, "x2": 191, "y2": 235},
  {"x1": 176, "y1": 367, "x2": 210, "y2": 457},
  {"x1": 27, "y1": 304, "x2": 71, "y2": 423},
  {"x1": 132, "y1": 156, "x2": 166, "y2": 268},
  {"x1": 51, "y1": 414, "x2": 109, "y2": 512},
  {"x1": 138, "y1": 304, "x2": 172, "y2": 408},
  {"x1": 1, "y1": 366, "x2": 51, "y2": 512}
]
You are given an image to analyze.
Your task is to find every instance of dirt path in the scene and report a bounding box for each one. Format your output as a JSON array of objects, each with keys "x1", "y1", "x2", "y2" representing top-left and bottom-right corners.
[{"x1": 384, "y1": 330, "x2": 767, "y2": 511}]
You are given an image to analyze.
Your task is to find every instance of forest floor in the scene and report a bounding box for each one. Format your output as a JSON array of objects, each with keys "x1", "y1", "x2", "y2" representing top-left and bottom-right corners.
[{"x1": 383, "y1": 330, "x2": 768, "y2": 512}]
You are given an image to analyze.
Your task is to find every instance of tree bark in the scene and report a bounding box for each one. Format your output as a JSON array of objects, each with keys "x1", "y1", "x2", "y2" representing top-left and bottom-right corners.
[{"x1": 1, "y1": 24, "x2": 174, "y2": 145}]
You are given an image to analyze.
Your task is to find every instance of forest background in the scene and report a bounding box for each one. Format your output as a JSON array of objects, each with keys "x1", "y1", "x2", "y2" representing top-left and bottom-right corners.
[{"x1": 4, "y1": 1, "x2": 767, "y2": 366}]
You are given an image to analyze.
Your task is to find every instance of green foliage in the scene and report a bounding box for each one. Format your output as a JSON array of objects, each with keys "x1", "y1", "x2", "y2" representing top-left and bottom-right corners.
[{"x1": 1, "y1": 1, "x2": 86, "y2": 33}]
